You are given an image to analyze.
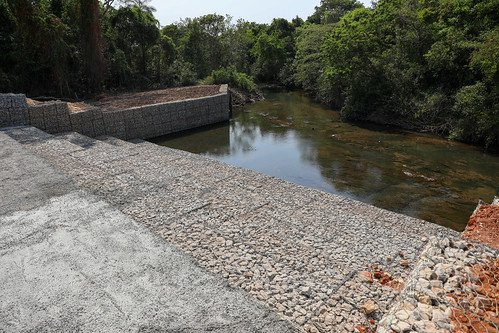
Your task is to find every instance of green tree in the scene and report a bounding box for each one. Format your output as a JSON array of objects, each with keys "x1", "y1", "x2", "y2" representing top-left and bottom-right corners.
[
  {"x1": 109, "y1": 6, "x2": 159, "y2": 78},
  {"x1": 451, "y1": 83, "x2": 498, "y2": 148},
  {"x1": 252, "y1": 32, "x2": 287, "y2": 82},
  {"x1": 225, "y1": 20, "x2": 265, "y2": 74},
  {"x1": 1, "y1": 0, "x2": 72, "y2": 95},
  {"x1": 308, "y1": 0, "x2": 364, "y2": 24},
  {"x1": 320, "y1": 7, "x2": 374, "y2": 107},
  {"x1": 0, "y1": 0, "x2": 17, "y2": 90},
  {"x1": 294, "y1": 24, "x2": 334, "y2": 95},
  {"x1": 178, "y1": 14, "x2": 232, "y2": 79},
  {"x1": 316, "y1": 0, "x2": 499, "y2": 149}
]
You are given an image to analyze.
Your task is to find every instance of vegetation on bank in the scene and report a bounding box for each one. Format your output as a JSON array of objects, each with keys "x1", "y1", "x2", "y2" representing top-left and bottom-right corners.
[
  {"x1": 203, "y1": 67, "x2": 258, "y2": 94},
  {"x1": 313, "y1": 0, "x2": 499, "y2": 150},
  {"x1": 0, "y1": 0, "x2": 497, "y2": 149}
]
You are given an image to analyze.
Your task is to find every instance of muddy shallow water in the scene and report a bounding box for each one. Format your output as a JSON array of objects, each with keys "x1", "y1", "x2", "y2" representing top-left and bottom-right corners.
[{"x1": 152, "y1": 89, "x2": 499, "y2": 231}]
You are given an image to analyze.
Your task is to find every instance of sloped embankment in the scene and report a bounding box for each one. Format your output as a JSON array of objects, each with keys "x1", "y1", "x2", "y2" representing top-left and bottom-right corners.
[{"x1": 377, "y1": 199, "x2": 499, "y2": 333}]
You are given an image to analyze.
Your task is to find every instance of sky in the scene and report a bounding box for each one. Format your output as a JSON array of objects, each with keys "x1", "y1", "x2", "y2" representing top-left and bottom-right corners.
[{"x1": 150, "y1": 0, "x2": 372, "y2": 26}]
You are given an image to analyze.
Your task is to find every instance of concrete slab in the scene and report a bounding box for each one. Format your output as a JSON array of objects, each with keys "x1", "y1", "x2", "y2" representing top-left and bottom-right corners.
[
  {"x1": 0, "y1": 192, "x2": 298, "y2": 333},
  {"x1": 0, "y1": 131, "x2": 74, "y2": 214}
]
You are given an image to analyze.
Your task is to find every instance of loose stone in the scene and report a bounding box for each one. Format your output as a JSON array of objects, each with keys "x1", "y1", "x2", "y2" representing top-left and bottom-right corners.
[{"x1": 361, "y1": 299, "x2": 378, "y2": 315}]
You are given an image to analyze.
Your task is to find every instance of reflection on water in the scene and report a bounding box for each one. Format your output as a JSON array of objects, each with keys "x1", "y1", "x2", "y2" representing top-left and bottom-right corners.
[{"x1": 152, "y1": 89, "x2": 499, "y2": 231}]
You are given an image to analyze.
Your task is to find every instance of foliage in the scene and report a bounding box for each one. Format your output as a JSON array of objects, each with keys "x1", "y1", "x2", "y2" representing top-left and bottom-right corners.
[
  {"x1": 311, "y1": 0, "x2": 499, "y2": 149},
  {"x1": 164, "y1": 60, "x2": 197, "y2": 87},
  {"x1": 107, "y1": 5, "x2": 159, "y2": 80},
  {"x1": 0, "y1": 0, "x2": 497, "y2": 149},
  {"x1": 0, "y1": 1, "x2": 298, "y2": 94},
  {"x1": 251, "y1": 32, "x2": 286, "y2": 82},
  {"x1": 451, "y1": 83, "x2": 498, "y2": 148},
  {"x1": 308, "y1": 0, "x2": 364, "y2": 24},
  {"x1": 0, "y1": 0, "x2": 78, "y2": 96},
  {"x1": 203, "y1": 66, "x2": 258, "y2": 93}
]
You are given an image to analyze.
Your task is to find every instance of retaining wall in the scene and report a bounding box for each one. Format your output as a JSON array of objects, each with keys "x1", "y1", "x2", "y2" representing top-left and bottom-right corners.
[
  {"x1": 0, "y1": 85, "x2": 230, "y2": 140},
  {"x1": 0, "y1": 94, "x2": 29, "y2": 128}
]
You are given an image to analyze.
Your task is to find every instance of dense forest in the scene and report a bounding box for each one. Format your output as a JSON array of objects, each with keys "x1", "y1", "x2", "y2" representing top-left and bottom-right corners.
[{"x1": 0, "y1": 0, "x2": 497, "y2": 149}]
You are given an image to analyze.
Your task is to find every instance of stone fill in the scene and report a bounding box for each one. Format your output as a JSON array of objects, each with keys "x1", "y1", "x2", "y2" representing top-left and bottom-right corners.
[
  {"x1": 0, "y1": 86, "x2": 230, "y2": 141},
  {"x1": 377, "y1": 237, "x2": 498, "y2": 333},
  {"x1": 3, "y1": 126, "x2": 459, "y2": 332},
  {"x1": 0, "y1": 130, "x2": 299, "y2": 333},
  {"x1": 0, "y1": 94, "x2": 28, "y2": 128}
]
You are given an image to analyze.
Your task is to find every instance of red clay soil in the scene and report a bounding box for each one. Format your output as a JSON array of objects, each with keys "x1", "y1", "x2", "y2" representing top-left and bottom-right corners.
[
  {"x1": 92, "y1": 85, "x2": 221, "y2": 111},
  {"x1": 463, "y1": 204, "x2": 499, "y2": 250},
  {"x1": 447, "y1": 259, "x2": 499, "y2": 333},
  {"x1": 359, "y1": 263, "x2": 405, "y2": 291},
  {"x1": 355, "y1": 321, "x2": 377, "y2": 333}
]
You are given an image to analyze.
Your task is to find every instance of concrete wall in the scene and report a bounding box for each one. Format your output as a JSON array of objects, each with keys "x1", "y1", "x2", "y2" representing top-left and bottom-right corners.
[{"x1": 0, "y1": 85, "x2": 230, "y2": 140}]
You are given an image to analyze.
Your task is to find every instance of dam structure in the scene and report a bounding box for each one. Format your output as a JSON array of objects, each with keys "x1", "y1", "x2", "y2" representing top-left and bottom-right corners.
[{"x1": 1, "y1": 90, "x2": 496, "y2": 332}]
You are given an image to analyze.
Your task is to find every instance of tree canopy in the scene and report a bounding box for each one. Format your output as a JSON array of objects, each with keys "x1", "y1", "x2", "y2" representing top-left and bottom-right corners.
[
  {"x1": 0, "y1": 0, "x2": 497, "y2": 149},
  {"x1": 311, "y1": 0, "x2": 499, "y2": 149}
]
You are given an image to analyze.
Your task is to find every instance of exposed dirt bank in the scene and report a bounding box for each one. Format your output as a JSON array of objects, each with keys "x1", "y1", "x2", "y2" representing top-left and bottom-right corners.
[
  {"x1": 463, "y1": 201, "x2": 499, "y2": 250},
  {"x1": 229, "y1": 87, "x2": 264, "y2": 106}
]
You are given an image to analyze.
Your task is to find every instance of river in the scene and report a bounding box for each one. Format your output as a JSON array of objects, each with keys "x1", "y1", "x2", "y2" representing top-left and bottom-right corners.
[{"x1": 152, "y1": 89, "x2": 499, "y2": 231}]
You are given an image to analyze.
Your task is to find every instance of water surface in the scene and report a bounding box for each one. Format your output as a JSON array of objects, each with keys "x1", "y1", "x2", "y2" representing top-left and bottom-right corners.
[{"x1": 152, "y1": 90, "x2": 499, "y2": 231}]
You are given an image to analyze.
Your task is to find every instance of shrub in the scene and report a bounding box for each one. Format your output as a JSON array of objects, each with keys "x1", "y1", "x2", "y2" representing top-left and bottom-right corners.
[
  {"x1": 165, "y1": 60, "x2": 198, "y2": 87},
  {"x1": 450, "y1": 83, "x2": 498, "y2": 149},
  {"x1": 203, "y1": 66, "x2": 258, "y2": 93}
]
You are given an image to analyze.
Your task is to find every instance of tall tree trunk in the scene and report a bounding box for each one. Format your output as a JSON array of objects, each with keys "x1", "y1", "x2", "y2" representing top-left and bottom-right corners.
[{"x1": 80, "y1": 0, "x2": 105, "y2": 94}]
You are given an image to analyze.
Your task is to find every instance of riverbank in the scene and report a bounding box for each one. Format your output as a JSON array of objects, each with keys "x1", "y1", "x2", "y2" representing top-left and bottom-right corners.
[
  {"x1": 229, "y1": 87, "x2": 265, "y2": 106},
  {"x1": 362, "y1": 112, "x2": 499, "y2": 154},
  {"x1": 377, "y1": 236, "x2": 498, "y2": 333},
  {"x1": 2, "y1": 86, "x2": 498, "y2": 332},
  {"x1": 463, "y1": 198, "x2": 499, "y2": 249},
  {"x1": 243, "y1": 85, "x2": 497, "y2": 153}
]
